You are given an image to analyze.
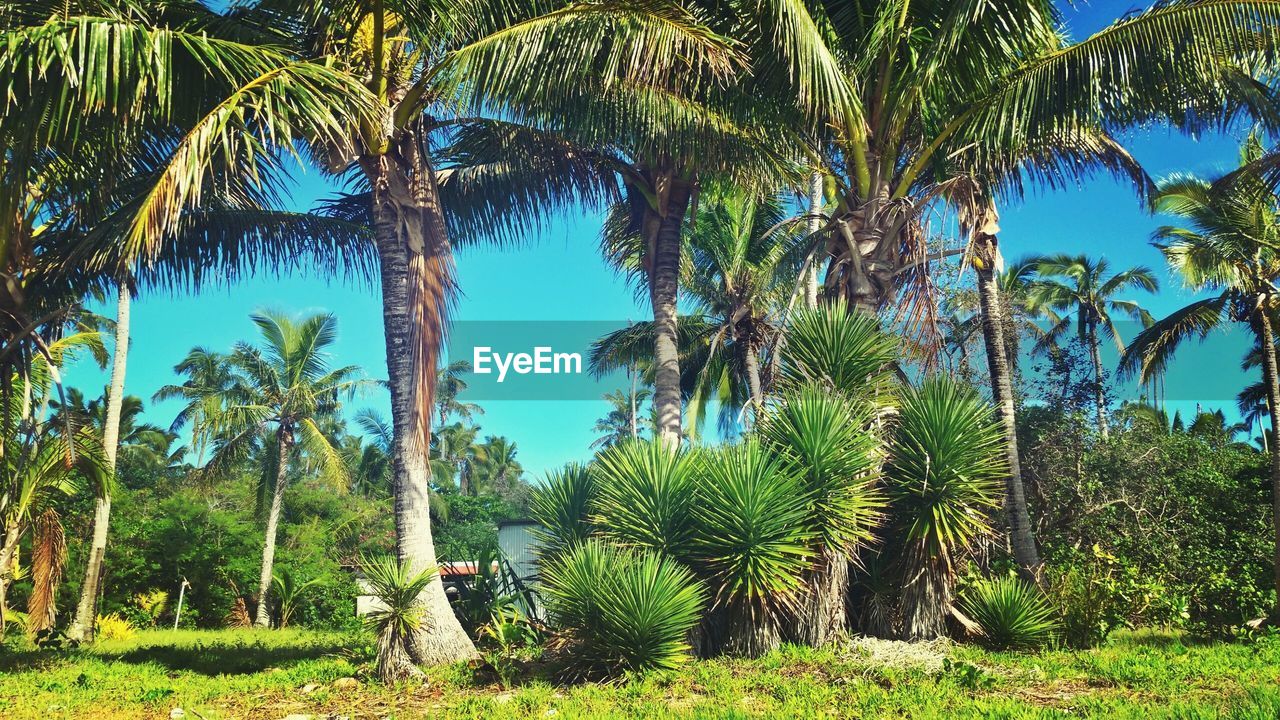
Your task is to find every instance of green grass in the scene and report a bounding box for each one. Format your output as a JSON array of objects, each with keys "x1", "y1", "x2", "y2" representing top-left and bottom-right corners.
[{"x1": 1, "y1": 628, "x2": 1277, "y2": 718}]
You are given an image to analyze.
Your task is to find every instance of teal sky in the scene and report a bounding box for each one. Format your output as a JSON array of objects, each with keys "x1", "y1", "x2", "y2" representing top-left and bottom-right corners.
[{"x1": 64, "y1": 3, "x2": 1268, "y2": 478}]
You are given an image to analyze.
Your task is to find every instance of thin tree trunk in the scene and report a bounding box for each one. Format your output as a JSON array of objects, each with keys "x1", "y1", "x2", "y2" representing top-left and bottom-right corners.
[
  {"x1": 1089, "y1": 323, "x2": 1110, "y2": 439},
  {"x1": 254, "y1": 427, "x2": 292, "y2": 627},
  {"x1": 805, "y1": 171, "x2": 822, "y2": 309},
  {"x1": 366, "y1": 136, "x2": 476, "y2": 671},
  {"x1": 648, "y1": 179, "x2": 692, "y2": 448},
  {"x1": 975, "y1": 239, "x2": 1041, "y2": 583},
  {"x1": 1254, "y1": 308, "x2": 1280, "y2": 620},
  {"x1": 0, "y1": 526, "x2": 20, "y2": 634},
  {"x1": 743, "y1": 342, "x2": 763, "y2": 422},
  {"x1": 69, "y1": 280, "x2": 130, "y2": 643},
  {"x1": 628, "y1": 364, "x2": 638, "y2": 439}
]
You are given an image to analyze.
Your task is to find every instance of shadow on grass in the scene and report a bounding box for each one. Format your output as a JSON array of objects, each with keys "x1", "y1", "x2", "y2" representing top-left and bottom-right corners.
[
  {"x1": 1, "y1": 631, "x2": 359, "y2": 676},
  {"x1": 101, "y1": 636, "x2": 352, "y2": 675}
]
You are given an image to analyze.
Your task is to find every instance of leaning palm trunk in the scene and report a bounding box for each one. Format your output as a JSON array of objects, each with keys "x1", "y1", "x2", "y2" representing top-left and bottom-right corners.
[
  {"x1": 69, "y1": 280, "x2": 130, "y2": 642},
  {"x1": 254, "y1": 428, "x2": 293, "y2": 627},
  {"x1": 1088, "y1": 324, "x2": 1110, "y2": 439},
  {"x1": 364, "y1": 133, "x2": 476, "y2": 669},
  {"x1": 743, "y1": 343, "x2": 763, "y2": 422},
  {"x1": 975, "y1": 235, "x2": 1041, "y2": 584},
  {"x1": 1255, "y1": 305, "x2": 1280, "y2": 621},
  {"x1": 647, "y1": 179, "x2": 692, "y2": 448}
]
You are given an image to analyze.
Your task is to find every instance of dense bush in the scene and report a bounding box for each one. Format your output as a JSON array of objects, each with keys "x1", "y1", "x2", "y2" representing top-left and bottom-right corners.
[
  {"x1": 1021, "y1": 408, "x2": 1275, "y2": 637},
  {"x1": 541, "y1": 540, "x2": 704, "y2": 676}
]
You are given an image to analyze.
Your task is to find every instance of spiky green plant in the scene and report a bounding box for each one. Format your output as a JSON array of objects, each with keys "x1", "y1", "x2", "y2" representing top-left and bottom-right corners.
[
  {"x1": 590, "y1": 440, "x2": 699, "y2": 558},
  {"x1": 541, "y1": 540, "x2": 704, "y2": 677},
  {"x1": 886, "y1": 377, "x2": 1005, "y2": 641},
  {"x1": 359, "y1": 554, "x2": 439, "y2": 682},
  {"x1": 271, "y1": 568, "x2": 322, "y2": 629},
  {"x1": 529, "y1": 463, "x2": 596, "y2": 561},
  {"x1": 959, "y1": 576, "x2": 1060, "y2": 650},
  {"x1": 758, "y1": 383, "x2": 884, "y2": 646},
  {"x1": 778, "y1": 300, "x2": 898, "y2": 402},
  {"x1": 689, "y1": 440, "x2": 814, "y2": 657}
]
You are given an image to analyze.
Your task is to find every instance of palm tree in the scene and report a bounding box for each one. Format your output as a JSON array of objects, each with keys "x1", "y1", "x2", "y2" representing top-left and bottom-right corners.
[
  {"x1": 592, "y1": 189, "x2": 802, "y2": 437},
  {"x1": 471, "y1": 436, "x2": 522, "y2": 497},
  {"x1": 1026, "y1": 255, "x2": 1157, "y2": 439},
  {"x1": 1120, "y1": 136, "x2": 1280, "y2": 616},
  {"x1": 5, "y1": 0, "x2": 731, "y2": 670},
  {"x1": 591, "y1": 388, "x2": 651, "y2": 450},
  {"x1": 155, "y1": 348, "x2": 238, "y2": 466},
  {"x1": 0, "y1": 377, "x2": 108, "y2": 634},
  {"x1": 198, "y1": 311, "x2": 363, "y2": 627},
  {"x1": 436, "y1": 361, "x2": 483, "y2": 427}
]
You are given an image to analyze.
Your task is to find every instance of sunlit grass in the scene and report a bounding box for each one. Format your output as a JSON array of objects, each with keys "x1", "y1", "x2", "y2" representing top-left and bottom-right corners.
[{"x1": 1, "y1": 628, "x2": 1277, "y2": 719}]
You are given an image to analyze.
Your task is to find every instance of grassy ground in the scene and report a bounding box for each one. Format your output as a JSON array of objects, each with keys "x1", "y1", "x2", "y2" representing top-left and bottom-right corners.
[{"x1": 1, "y1": 628, "x2": 1278, "y2": 719}]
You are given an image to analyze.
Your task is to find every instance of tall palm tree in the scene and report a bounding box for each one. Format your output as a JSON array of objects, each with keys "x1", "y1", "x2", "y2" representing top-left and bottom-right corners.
[
  {"x1": 1121, "y1": 135, "x2": 1280, "y2": 617},
  {"x1": 592, "y1": 189, "x2": 801, "y2": 437},
  {"x1": 5, "y1": 0, "x2": 732, "y2": 670},
  {"x1": 155, "y1": 348, "x2": 238, "y2": 466},
  {"x1": 436, "y1": 361, "x2": 483, "y2": 427},
  {"x1": 198, "y1": 311, "x2": 363, "y2": 627},
  {"x1": 472, "y1": 436, "x2": 522, "y2": 497},
  {"x1": 1027, "y1": 255, "x2": 1157, "y2": 438}
]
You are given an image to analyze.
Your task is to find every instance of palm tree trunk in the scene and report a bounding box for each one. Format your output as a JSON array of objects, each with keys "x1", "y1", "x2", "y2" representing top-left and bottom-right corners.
[
  {"x1": 69, "y1": 280, "x2": 130, "y2": 643},
  {"x1": 254, "y1": 427, "x2": 292, "y2": 627},
  {"x1": 648, "y1": 178, "x2": 692, "y2": 448},
  {"x1": 1254, "y1": 308, "x2": 1280, "y2": 620},
  {"x1": 791, "y1": 546, "x2": 848, "y2": 647},
  {"x1": 975, "y1": 252, "x2": 1041, "y2": 583},
  {"x1": 366, "y1": 137, "x2": 476, "y2": 670},
  {"x1": 628, "y1": 364, "x2": 639, "y2": 439},
  {"x1": 743, "y1": 342, "x2": 763, "y2": 421},
  {"x1": 0, "y1": 525, "x2": 20, "y2": 634},
  {"x1": 1089, "y1": 323, "x2": 1110, "y2": 439},
  {"x1": 805, "y1": 171, "x2": 822, "y2": 308}
]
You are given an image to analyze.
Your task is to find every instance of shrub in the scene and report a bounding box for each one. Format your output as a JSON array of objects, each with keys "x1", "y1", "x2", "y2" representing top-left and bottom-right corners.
[
  {"x1": 359, "y1": 554, "x2": 437, "y2": 682},
  {"x1": 529, "y1": 463, "x2": 596, "y2": 560},
  {"x1": 95, "y1": 612, "x2": 137, "y2": 643},
  {"x1": 959, "y1": 576, "x2": 1059, "y2": 650},
  {"x1": 542, "y1": 540, "x2": 704, "y2": 677},
  {"x1": 132, "y1": 590, "x2": 168, "y2": 627},
  {"x1": 590, "y1": 441, "x2": 699, "y2": 557}
]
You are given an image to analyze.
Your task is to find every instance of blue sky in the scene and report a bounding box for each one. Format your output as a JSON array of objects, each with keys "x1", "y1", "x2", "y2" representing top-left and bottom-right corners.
[{"x1": 65, "y1": 2, "x2": 1266, "y2": 478}]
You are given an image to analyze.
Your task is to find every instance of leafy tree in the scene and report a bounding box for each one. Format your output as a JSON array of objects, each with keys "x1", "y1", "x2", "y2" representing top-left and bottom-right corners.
[{"x1": 1121, "y1": 135, "x2": 1280, "y2": 616}]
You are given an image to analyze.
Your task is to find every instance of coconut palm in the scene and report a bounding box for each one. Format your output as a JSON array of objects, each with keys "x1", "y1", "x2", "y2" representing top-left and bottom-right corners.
[
  {"x1": 1120, "y1": 136, "x2": 1280, "y2": 615},
  {"x1": 591, "y1": 388, "x2": 652, "y2": 450},
  {"x1": 436, "y1": 361, "x2": 483, "y2": 427},
  {"x1": 591, "y1": 190, "x2": 802, "y2": 437},
  {"x1": 1026, "y1": 255, "x2": 1157, "y2": 438},
  {"x1": 197, "y1": 311, "x2": 364, "y2": 627},
  {"x1": 471, "y1": 436, "x2": 522, "y2": 497},
  {"x1": 885, "y1": 377, "x2": 1005, "y2": 641}
]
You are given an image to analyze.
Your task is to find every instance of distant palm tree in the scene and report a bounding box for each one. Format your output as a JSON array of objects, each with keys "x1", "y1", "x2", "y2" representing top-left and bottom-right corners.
[
  {"x1": 1121, "y1": 134, "x2": 1280, "y2": 617},
  {"x1": 199, "y1": 311, "x2": 365, "y2": 627},
  {"x1": 436, "y1": 361, "x2": 484, "y2": 427},
  {"x1": 154, "y1": 348, "x2": 238, "y2": 466},
  {"x1": 1028, "y1": 255, "x2": 1157, "y2": 438},
  {"x1": 592, "y1": 388, "x2": 652, "y2": 450},
  {"x1": 472, "y1": 436, "x2": 523, "y2": 497}
]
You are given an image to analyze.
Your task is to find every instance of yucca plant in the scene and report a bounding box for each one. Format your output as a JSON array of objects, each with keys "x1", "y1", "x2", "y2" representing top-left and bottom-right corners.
[
  {"x1": 777, "y1": 300, "x2": 898, "y2": 403},
  {"x1": 959, "y1": 576, "x2": 1060, "y2": 650},
  {"x1": 541, "y1": 540, "x2": 704, "y2": 677},
  {"x1": 759, "y1": 384, "x2": 884, "y2": 646},
  {"x1": 886, "y1": 378, "x2": 1005, "y2": 640},
  {"x1": 688, "y1": 440, "x2": 814, "y2": 657},
  {"x1": 360, "y1": 554, "x2": 439, "y2": 682},
  {"x1": 529, "y1": 463, "x2": 596, "y2": 562},
  {"x1": 590, "y1": 440, "x2": 699, "y2": 558}
]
